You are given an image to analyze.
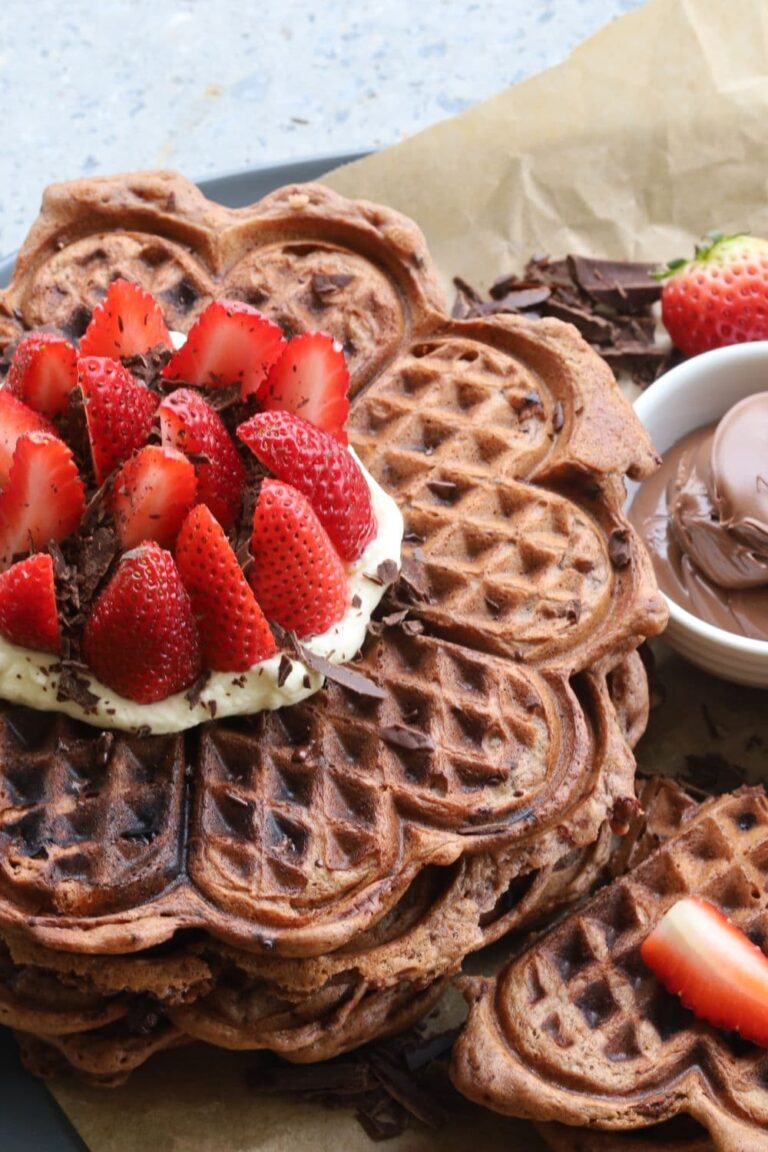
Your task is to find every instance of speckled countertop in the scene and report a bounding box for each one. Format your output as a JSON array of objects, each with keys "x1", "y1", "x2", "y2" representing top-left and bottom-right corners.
[{"x1": 0, "y1": 0, "x2": 646, "y2": 258}]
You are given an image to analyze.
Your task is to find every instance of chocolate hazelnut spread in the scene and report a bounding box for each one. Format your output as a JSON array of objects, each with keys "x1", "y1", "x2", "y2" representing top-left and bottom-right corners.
[{"x1": 629, "y1": 393, "x2": 768, "y2": 639}]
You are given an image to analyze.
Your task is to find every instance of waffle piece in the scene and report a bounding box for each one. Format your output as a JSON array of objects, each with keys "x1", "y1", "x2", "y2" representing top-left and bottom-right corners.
[
  {"x1": 2, "y1": 931, "x2": 213, "y2": 1003},
  {"x1": 0, "y1": 938, "x2": 128, "y2": 1035},
  {"x1": 15, "y1": 1017, "x2": 187, "y2": 1087},
  {"x1": 0, "y1": 172, "x2": 444, "y2": 398},
  {"x1": 0, "y1": 628, "x2": 637, "y2": 956},
  {"x1": 349, "y1": 318, "x2": 667, "y2": 672},
  {"x1": 451, "y1": 787, "x2": 768, "y2": 1150},
  {"x1": 168, "y1": 974, "x2": 446, "y2": 1061}
]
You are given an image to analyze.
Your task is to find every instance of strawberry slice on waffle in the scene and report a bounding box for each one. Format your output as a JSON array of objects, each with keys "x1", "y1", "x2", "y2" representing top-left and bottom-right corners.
[
  {"x1": 79, "y1": 279, "x2": 171, "y2": 359},
  {"x1": 237, "y1": 409, "x2": 375, "y2": 561},
  {"x1": 7, "y1": 334, "x2": 78, "y2": 418},
  {"x1": 82, "y1": 541, "x2": 202, "y2": 704},
  {"x1": 175, "y1": 503, "x2": 276, "y2": 672},
  {"x1": 161, "y1": 300, "x2": 285, "y2": 395},
  {"x1": 0, "y1": 553, "x2": 61, "y2": 654},
  {"x1": 109, "y1": 445, "x2": 198, "y2": 551},
  {"x1": 249, "y1": 479, "x2": 347, "y2": 638},
  {"x1": 78, "y1": 356, "x2": 158, "y2": 484},
  {"x1": 159, "y1": 388, "x2": 244, "y2": 530},
  {"x1": 0, "y1": 433, "x2": 86, "y2": 570}
]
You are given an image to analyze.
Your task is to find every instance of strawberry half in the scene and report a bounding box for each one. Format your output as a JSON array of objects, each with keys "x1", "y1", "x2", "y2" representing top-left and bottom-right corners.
[
  {"x1": 159, "y1": 388, "x2": 244, "y2": 530},
  {"x1": 109, "y1": 445, "x2": 198, "y2": 551},
  {"x1": 79, "y1": 279, "x2": 171, "y2": 359},
  {"x1": 641, "y1": 895, "x2": 768, "y2": 1047},
  {"x1": 175, "y1": 503, "x2": 276, "y2": 671},
  {"x1": 0, "y1": 554, "x2": 60, "y2": 654},
  {"x1": 0, "y1": 391, "x2": 55, "y2": 487},
  {"x1": 82, "y1": 541, "x2": 202, "y2": 704},
  {"x1": 78, "y1": 356, "x2": 158, "y2": 484},
  {"x1": 0, "y1": 433, "x2": 86, "y2": 570},
  {"x1": 249, "y1": 479, "x2": 347, "y2": 638},
  {"x1": 7, "y1": 334, "x2": 78, "y2": 418},
  {"x1": 258, "y1": 331, "x2": 349, "y2": 445},
  {"x1": 237, "y1": 410, "x2": 375, "y2": 561},
  {"x1": 161, "y1": 300, "x2": 286, "y2": 396}
]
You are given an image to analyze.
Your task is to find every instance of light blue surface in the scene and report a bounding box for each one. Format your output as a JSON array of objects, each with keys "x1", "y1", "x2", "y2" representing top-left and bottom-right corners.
[{"x1": 0, "y1": 0, "x2": 647, "y2": 257}]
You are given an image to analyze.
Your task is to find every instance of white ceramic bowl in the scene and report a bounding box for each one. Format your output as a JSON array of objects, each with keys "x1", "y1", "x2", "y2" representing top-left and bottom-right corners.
[{"x1": 627, "y1": 341, "x2": 768, "y2": 688}]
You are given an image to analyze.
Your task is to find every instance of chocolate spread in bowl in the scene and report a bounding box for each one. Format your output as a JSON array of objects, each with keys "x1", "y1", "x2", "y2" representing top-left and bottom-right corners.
[{"x1": 629, "y1": 392, "x2": 768, "y2": 639}]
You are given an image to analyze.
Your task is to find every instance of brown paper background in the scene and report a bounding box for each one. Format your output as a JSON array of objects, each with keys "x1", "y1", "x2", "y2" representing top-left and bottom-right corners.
[{"x1": 50, "y1": 0, "x2": 768, "y2": 1147}]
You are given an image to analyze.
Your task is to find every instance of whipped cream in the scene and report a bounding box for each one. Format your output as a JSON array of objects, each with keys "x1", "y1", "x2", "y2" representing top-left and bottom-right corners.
[{"x1": 0, "y1": 453, "x2": 403, "y2": 734}]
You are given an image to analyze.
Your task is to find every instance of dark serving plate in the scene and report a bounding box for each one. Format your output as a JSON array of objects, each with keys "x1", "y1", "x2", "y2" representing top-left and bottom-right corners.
[{"x1": 0, "y1": 152, "x2": 356, "y2": 1152}]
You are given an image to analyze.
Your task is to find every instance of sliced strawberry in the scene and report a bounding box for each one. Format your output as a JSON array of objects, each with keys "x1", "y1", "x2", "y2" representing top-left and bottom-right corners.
[
  {"x1": 641, "y1": 896, "x2": 768, "y2": 1047},
  {"x1": 0, "y1": 433, "x2": 86, "y2": 570},
  {"x1": 77, "y1": 356, "x2": 158, "y2": 484},
  {"x1": 79, "y1": 279, "x2": 171, "y2": 359},
  {"x1": 258, "y1": 332, "x2": 349, "y2": 444},
  {"x1": 0, "y1": 554, "x2": 60, "y2": 654},
  {"x1": 248, "y1": 479, "x2": 347, "y2": 638},
  {"x1": 161, "y1": 300, "x2": 286, "y2": 396},
  {"x1": 82, "y1": 541, "x2": 202, "y2": 704},
  {"x1": 0, "y1": 391, "x2": 56, "y2": 487},
  {"x1": 159, "y1": 388, "x2": 244, "y2": 530},
  {"x1": 237, "y1": 410, "x2": 376, "y2": 561},
  {"x1": 109, "y1": 445, "x2": 198, "y2": 551},
  {"x1": 175, "y1": 503, "x2": 276, "y2": 671},
  {"x1": 7, "y1": 334, "x2": 78, "y2": 418}
]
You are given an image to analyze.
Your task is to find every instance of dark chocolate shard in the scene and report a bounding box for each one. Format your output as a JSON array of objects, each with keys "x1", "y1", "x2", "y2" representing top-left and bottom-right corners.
[
  {"x1": 295, "y1": 643, "x2": 388, "y2": 700},
  {"x1": 56, "y1": 665, "x2": 99, "y2": 710},
  {"x1": 567, "y1": 255, "x2": 661, "y2": 313},
  {"x1": 277, "y1": 654, "x2": 293, "y2": 688},
  {"x1": 381, "y1": 724, "x2": 435, "y2": 752},
  {"x1": 374, "y1": 559, "x2": 400, "y2": 587}
]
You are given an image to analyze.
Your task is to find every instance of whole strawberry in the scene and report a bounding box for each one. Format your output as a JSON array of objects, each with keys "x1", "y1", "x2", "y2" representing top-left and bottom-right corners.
[{"x1": 660, "y1": 232, "x2": 768, "y2": 356}]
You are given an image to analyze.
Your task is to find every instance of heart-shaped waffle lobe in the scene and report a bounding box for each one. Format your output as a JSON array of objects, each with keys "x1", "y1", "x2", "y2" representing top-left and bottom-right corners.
[
  {"x1": 452, "y1": 788, "x2": 768, "y2": 1151},
  {"x1": 0, "y1": 172, "x2": 669, "y2": 1088}
]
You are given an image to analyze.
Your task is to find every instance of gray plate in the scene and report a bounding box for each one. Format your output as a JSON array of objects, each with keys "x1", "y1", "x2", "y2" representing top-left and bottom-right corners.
[{"x1": 0, "y1": 152, "x2": 356, "y2": 1152}]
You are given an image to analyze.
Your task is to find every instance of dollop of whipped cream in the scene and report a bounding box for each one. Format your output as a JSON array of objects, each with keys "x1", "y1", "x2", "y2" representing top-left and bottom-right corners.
[
  {"x1": 0, "y1": 453, "x2": 403, "y2": 734},
  {"x1": 670, "y1": 393, "x2": 768, "y2": 590}
]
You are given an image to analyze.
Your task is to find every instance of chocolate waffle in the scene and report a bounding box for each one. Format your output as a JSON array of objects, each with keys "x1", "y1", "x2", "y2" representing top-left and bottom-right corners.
[
  {"x1": 451, "y1": 787, "x2": 768, "y2": 1150},
  {"x1": 0, "y1": 172, "x2": 667, "y2": 1087},
  {"x1": 0, "y1": 632, "x2": 640, "y2": 956}
]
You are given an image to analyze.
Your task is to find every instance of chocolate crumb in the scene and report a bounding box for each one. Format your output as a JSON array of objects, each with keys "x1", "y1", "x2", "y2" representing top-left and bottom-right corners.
[
  {"x1": 373, "y1": 559, "x2": 399, "y2": 587},
  {"x1": 311, "y1": 272, "x2": 355, "y2": 299},
  {"x1": 608, "y1": 528, "x2": 632, "y2": 568},
  {"x1": 277, "y1": 655, "x2": 293, "y2": 688},
  {"x1": 56, "y1": 665, "x2": 99, "y2": 710},
  {"x1": 185, "y1": 670, "x2": 211, "y2": 709},
  {"x1": 610, "y1": 795, "x2": 642, "y2": 835}
]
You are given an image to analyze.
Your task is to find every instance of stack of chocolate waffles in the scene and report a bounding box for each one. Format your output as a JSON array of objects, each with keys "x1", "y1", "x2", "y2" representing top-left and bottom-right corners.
[{"x1": 0, "y1": 173, "x2": 668, "y2": 1089}]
